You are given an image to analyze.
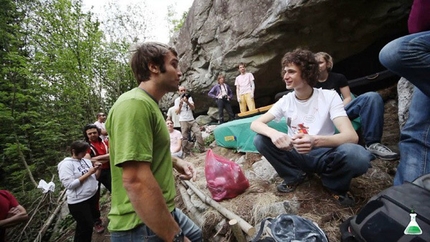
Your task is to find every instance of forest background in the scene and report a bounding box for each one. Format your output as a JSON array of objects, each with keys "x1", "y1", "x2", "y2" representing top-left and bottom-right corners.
[{"x1": 0, "y1": 0, "x2": 187, "y2": 240}]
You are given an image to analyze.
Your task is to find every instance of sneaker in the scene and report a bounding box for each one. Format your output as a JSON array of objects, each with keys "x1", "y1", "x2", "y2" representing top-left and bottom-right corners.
[
  {"x1": 366, "y1": 143, "x2": 399, "y2": 161},
  {"x1": 276, "y1": 173, "x2": 307, "y2": 193},
  {"x1": 331, "y1": 191, "x2": 355, "y2": 207},
  {"x1": 94, "y1": 223, "x2": 105, "y2": 234}
]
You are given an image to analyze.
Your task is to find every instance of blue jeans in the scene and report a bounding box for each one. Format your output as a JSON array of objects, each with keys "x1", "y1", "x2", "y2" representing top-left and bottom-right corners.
[
  {"x1": 379, "y1": 31, "x2": 430, "y2": 185},
  {"x1": 253, "y1": 134, "x2": 371, "y2": 194},
  {"x1": 345, "y1": 92, "x2": 384, "y2": 146},
  {"x1": 110, "y1": 208, "x2": 202, "y2": 242}
]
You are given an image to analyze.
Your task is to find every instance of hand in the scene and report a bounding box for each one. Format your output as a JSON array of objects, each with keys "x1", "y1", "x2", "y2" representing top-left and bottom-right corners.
[
  {"x1": 8, "y1": 207, "x2": 20, "y2": 217},
  {"x1": 173, "y1": 158, "x2": 197, "y2": 182},
  {"x1": 270, "y1": 131, "x2": 294, "y2": 151},
  {"x1": 291, "y1": 133, "x2": 314, "y2": 154},
  {"x1": 94, "y1": 162, "x2": 102, "y2": 169}
]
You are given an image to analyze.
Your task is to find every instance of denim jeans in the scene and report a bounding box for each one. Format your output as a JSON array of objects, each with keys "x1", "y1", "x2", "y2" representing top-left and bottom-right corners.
[
  {"x1": 254, "y1": 134, "x2": 371, "y2": 194},
  {"x1": 345, "y1": 92, "x2": 384, "y2": 146},
  {"x1": 379, "y1": 31, "x2": 430, "y2": 185},
  {"x1": 110, "y1": 208, "x2": 202, "y2": 242},
  {"x1": 215, "y1": 98, "x2": 234, "y2": 122}
]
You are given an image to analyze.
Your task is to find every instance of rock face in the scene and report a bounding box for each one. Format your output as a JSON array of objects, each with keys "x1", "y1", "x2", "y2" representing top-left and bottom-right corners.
[{"x1": 160, "y1": 0, "x2": 412, "y2": 114}]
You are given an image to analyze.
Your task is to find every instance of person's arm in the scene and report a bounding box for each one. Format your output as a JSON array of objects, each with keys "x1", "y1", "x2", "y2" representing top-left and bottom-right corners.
[
  {"x1": 312, "y1": 116, "x2": 358, "y2": 148},
  {"x1": 0, "y1": 205, "x2": 28, "y2": 228},
  {"x1": 90, "y1": 154, "x2": 110, "y2": 164},
  {"x1": 236, "y1": 86, "x2": 240, "y2": 103},
  {"x1": 122, "y1": 161, "x2": 182, "y2": 241},
  {"x1": 171, "y1": 156, "x2": 197, "y2": 181},
  {"x1": 251, "y1": 112, "x2": 294, "y2": 150},
  {"x1": 208, "y1": 85, "x2": 218, "y2": 99},
  {"x1": 186, "y1": 97, "x2": 195, "y2": 110},
  {"x1": 339, "y1": 86, "x2": 352, "y2": 106},
  {"x1": 174, "y1": 98, "x2": 181, "y2": 115},
  {"x1": 250, "y1": 79, "x2": 255, "y2": 98}
]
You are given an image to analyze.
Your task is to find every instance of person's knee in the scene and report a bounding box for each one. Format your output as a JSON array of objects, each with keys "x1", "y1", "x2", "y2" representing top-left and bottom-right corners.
[
  {"x1": 379, "y1": 38, "x2": 403, "y2": 67},
  {"x1": 253, "y1": 134, "x2": 266, "y2": 150},
  {"x1": 338, "y1": 144, "x2": 371, "y2": 172}
]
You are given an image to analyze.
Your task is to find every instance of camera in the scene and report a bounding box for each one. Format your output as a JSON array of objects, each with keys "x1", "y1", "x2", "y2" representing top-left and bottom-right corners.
[
  {"x1": 222, "y1": 95, "x2": 229, "y2": 100},
  {"x1": 181, "y1": 93, "x2": 191, "y2": 99}
]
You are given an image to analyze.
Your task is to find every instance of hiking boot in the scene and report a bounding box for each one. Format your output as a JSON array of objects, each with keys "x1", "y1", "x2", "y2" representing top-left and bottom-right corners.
[
  {"x1": 94, "y1": 223, "x2": 105, "y2": 234},
  {"x1": 366, "y1": 143, "x2": 399, "y2": 161},
  {"x1": 331, "y1": 191, "x2": 355, "y2": 207},
  {"x1": 277, "y1": 173, "x2": 307, "y2": 193}
]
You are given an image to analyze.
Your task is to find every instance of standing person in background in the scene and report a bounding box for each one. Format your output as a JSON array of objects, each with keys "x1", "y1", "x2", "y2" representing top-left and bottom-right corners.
[
  {"x1": 106, "y1": 42, "x2": 201, "y2": 241},
  {"x1": 235, "y1": 62, "x2": 256, "y2": 113},
  {"x1": 379, "y1": 0, "x2": 430, "y2": 185},
  {"x1": 94, "y1": 112, "x2": 108, "y2": 140},
  {"x1": 0, "y1": 190, "x2": 28, "y2": 242},
  {"x1": 208, "y1": 74, "x2": 235, "y2": 124},
  {"x1": 314, "y1": 52, "x2": 399, "y2": 161},
  {"x1": 175, "y1": 86, "x2": 205, "y2": 156},
  {"x1": 83, "y1": 124, "x2": 110, "y2": 234},
  {"x1": 58, "y1": 140, "x2": 102, "y2": 242},
  {"x1": 167, "y1": 105, "x2": 181, "y2": 131},
  {"x1": 167, "y1": 120, "x2": 183, "y2": 158}
]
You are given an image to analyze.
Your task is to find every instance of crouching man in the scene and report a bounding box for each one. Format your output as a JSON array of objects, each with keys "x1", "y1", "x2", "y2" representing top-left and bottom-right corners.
[{"x1": 251, "y1": 49, "x2": 372, "y2": 207}]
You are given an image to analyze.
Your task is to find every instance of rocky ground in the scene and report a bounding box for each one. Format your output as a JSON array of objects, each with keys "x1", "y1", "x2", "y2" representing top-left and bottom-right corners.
[{"x1": 54, "y1": 84, "x2": 400, "y2": 242}]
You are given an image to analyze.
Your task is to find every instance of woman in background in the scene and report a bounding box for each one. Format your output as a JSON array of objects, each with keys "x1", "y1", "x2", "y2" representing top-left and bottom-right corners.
[
  {"x1": 208, "y1": 74, "x2": 235, "y2": 124},
  {"x1": 58, "y1": 140, "x2": 102, "y2": 242}
]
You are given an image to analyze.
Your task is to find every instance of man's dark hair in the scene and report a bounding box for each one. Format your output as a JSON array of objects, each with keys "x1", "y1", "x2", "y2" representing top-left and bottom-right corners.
[
  {"x1": 70, "y1": 140, "x2": 90, "y2": 156},
  {"x1": 83, "y1": 124, "x2": 101, "y2": 143},
  {"x1": 281, "y1": 48, "x2": 319, "y2": 87},
  {"x1": 96, "y1": 112, "x2": 105, "y2": 118},
  {"x1": 130, "y1": 42, "x2": 178, "y2": 85}
]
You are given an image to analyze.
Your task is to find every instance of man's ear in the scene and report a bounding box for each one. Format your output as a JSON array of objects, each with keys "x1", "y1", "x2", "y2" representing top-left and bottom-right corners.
[{"x1": 148, "y1": 63, "x2": 160, "y2": 74}]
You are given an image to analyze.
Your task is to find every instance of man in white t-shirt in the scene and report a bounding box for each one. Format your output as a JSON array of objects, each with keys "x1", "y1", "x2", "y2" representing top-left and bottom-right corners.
[
  {"x1": 166, "y1": 106, "x2": 181, "y2": 131},
  {"x1": 250, "y1": 49, "x2": 372, "y2": 207},
  {"x1": 174, "y1": 86, "x2": 205, "y2": 156},
  {"x1": 235, "y1": 63, "x2": 256, "y2": 113},
  {"x1": 94, "y1": 112, "x2": 108, "y2": 140}
]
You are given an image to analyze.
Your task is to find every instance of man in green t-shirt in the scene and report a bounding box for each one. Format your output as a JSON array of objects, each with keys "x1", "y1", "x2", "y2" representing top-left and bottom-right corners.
[{"x1": 106, "y1": 42, "x2": 202, "y2": 242}]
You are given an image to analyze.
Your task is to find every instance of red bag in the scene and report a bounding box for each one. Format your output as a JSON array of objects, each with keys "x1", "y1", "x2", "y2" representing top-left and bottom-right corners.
[{"x1": 205, "y1": 149, "x2": 250, "y2": 201}]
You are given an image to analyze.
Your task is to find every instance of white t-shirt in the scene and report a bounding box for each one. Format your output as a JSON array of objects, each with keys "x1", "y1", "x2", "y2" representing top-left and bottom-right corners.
[
  {"x1": 167, "y1": 106, "x2": 180, "y2": 128},
  {"x1": 235, "y1": 72, "x2": 254, "y2": 95},
  {"x1": 269, "y1": 88, "x2": 346, "y2": 137},
  {"x1": 175, "y1": 96, "x2": 195, "y2": 122},
  {"x1": 94, "y1": 121, "x2": 107, "y2": 140}
]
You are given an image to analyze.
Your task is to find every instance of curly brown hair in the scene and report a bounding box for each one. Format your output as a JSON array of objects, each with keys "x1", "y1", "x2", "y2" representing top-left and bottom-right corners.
[{"x1": 281, "y1": 49, "x2": 319, "y2": 87}]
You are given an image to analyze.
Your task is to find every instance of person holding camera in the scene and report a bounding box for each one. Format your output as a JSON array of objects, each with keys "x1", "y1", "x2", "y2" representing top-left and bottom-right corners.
[
  {"x1": 175, "y1": 86, "x2": 206, "y2": 156},
  {"x1": 208, "y1": 74, "x2": 235, "y2": 124}
]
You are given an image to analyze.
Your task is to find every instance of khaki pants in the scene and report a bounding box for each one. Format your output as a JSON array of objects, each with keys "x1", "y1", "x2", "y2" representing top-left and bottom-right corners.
[
  {"x1": 239, "y1": 93, "x2": 256, "y2": 113},
  {"x1": 179, "y1": 120, "x2": 205, "y2": 154}
]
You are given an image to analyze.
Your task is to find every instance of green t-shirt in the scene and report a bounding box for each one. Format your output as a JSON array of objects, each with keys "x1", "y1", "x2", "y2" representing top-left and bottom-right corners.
[{"x1": 105, "y1": 87, "x2": 175, "y2": 232}]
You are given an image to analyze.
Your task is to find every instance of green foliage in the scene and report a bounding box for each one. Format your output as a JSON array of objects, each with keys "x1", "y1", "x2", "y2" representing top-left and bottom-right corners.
[{"x1": 205, "y1": 133, "x2": 215, "y2": 146}]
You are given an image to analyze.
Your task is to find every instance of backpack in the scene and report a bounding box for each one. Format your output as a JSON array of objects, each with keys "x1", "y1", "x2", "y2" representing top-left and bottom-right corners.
[
  {"x1": 340, "y1": 174, "x2": 430, "y2": 242},
  {"x1": 252, "y1": 214, "x2": 329, "y2": 242}
]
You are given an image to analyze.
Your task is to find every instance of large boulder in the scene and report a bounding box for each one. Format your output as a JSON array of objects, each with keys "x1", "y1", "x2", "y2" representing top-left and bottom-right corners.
[{"x1": 160, "y1": 0, "x2": 412, "y2": 114}]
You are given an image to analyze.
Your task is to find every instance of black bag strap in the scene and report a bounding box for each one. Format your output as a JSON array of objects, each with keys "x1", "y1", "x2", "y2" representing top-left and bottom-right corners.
[
  {"x1": 339, "y1": 217, "x2": 360, "y2": 242},
  {"x1": 251, "y1": 218, "x2": 274, "y2": 242}
]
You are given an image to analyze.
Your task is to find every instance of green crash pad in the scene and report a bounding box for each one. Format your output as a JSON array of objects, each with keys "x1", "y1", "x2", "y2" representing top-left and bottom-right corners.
[
  {"x1": 213, "y1": 114, "x2": 361, "y2": 153},
  {"x1": 213, "y1": 115, "x2": 287, "y2": 153}
]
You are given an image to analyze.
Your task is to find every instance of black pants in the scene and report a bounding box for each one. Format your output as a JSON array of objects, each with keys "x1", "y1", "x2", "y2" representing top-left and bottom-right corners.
[
  {"x1": 216, "y1": 99, "x2": 234, "y2": 122},
  {"x1": 68, "y1": 193, "x2": 100, "y2": 242},
  {"x1": 98, "y1": 169, "x2": 111, "y2": 192}
]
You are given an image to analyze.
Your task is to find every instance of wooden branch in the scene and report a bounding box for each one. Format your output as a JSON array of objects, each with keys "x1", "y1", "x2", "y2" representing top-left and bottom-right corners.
[
  {"x1": 14, "y1": 133, "x2": 38, "y2": 188},
  {"x1": 34, "y1": 190, "x2": 67, "y2": 242},
  {"x1": 182, "y1": 180, "x2": 255, "y2": 236},
  {"x1": 229, "y1": 219, "x2": 246, "y2": 242},
  {"x1": 178, "y1": 184, "x2": 205, "y2": 226}
]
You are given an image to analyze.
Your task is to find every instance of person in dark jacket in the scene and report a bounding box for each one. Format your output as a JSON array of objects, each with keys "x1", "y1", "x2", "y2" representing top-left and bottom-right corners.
[{"x1": 208, "y1": 74, "x2": 235, "y2": 123}]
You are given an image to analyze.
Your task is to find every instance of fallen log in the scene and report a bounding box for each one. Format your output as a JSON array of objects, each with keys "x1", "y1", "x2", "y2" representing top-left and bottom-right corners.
[{"x1": 181, "y1": 180, "x2": 255, "y2": 236}]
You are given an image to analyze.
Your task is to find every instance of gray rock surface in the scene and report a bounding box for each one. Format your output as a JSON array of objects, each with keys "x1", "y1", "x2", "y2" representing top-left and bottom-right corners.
[{"x1": 161, "y1": 0, "x2": 412, "y2": 113}]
